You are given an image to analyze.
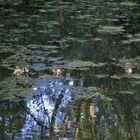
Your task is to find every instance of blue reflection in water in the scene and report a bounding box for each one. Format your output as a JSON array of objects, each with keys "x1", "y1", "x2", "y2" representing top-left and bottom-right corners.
[{"x1": 14, "y1": 77, "x2": 74, "y2": 139}]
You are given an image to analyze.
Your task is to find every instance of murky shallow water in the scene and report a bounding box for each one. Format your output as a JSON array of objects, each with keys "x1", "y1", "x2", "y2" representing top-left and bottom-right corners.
[{"x1": 0, "y1": 0, "x2": 140, "y2": 140}]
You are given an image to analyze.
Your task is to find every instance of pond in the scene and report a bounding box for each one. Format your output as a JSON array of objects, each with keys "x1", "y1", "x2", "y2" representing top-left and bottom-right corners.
[{"x1": 0, "y1": 0, "x2": 140, "y2": 140}]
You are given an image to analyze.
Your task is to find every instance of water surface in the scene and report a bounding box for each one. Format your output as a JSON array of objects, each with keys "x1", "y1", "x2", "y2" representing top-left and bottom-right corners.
[{"x1": 0, "y1": 0, "x2": 140, "y2": 140}]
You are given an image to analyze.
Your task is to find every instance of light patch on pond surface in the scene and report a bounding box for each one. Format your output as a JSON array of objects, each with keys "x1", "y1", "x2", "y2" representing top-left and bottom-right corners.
[
  {"x1": 31, "y1": 63, "x2": 47, "y2": 71},
  {"x1": 76, "y1": 14, "x2": 92, "y2": 20},
  {"x1": 123, "y1": 74, "x2": 140, "y2": 80},
  {"x1": 27, "y1": 44, "x2": 59, "y2": 50},
  {"x1": 122, "y1": 38, "x2": 140, "y2": 44},
  {"x1": 64, "y1": 60, "x2": 98, "y2": 70},
  {"x1": 98, "y1": 25, "x2": 125, "y2": 34},
  {"x1": 119, "y1": 91, "x2": 135, "y2": 95},
  {"x1": 128, "y1": 38, "x2": 140, "y2": 43},
  {"x1": 38, "y1": 9, "x2": 47, "y2": 13},
  {"x1": 119, "y1": 57, "x2": 140, "y2": 69},
  {"x1": 120, "y1": 2, "x2": 139, "y2": 7},
  {"x1": 122, "y1": 33, "x2": 140, "y2": 44},
  {"x1": 110, "y1": 75, "x2": 121, "y2": 80}
]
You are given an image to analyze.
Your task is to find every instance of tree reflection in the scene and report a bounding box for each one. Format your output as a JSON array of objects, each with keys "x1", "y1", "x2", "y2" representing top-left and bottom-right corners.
[
  {"x1": 74, "y1": 100, "x2": 99, "y2": 140},
  {"x1": 0, "y1": 83, "x2": 140, "y2": 140},
  {"x1": 117, "y1": 95, "x2": 138, "y2": 140},
  {"x1": 16, "y1": 76, "x2": 74, "y2": 139},
  {"x1": 0, "y1": 67, "x2": 140, "y2": 140}
]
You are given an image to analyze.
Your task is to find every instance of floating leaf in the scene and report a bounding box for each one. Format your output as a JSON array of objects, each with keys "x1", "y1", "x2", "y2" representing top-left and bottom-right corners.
[
  {"x1": 119, "y1": 91, "x2": 134, "y2": 95},
  {"x1": 64, "y1": 60, "x2": 97, "y2": 70},
  {"x1": 27, "y1": 44, "x2": 58, "y2": 50},
  {"x1": 31, "y1": 63, "x2": 47, "y2": 71},
  {"x1": 128, "y1": 38, "x2": 140, "y2": 43},
  {"x1": 121, "y1": 2, "x2": 138, "y2": 6},
  {"x1": 96, "y1": 74, "x2": 109, "y2": 78},
  {"x1": 0, "y1": 24, "x2": 4, "y2": 27},
  {"x1": 110, "y1": 75, "x2": 121, "y2": 80},
  {"x1": 76, "y1": 14, "x2": 92, "y2": 20},
  {"x1": 123, "y1": 74, "x2": 140, "y2": 80},
  {"x1": 38, "y1": 9, "x2": 47, "y2": 13},
  {"x1": 98, "y1": 25, "x2": 125, "y2": 34}
]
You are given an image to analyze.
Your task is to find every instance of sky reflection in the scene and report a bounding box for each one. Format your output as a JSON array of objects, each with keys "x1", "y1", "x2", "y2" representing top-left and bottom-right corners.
[{"x1": 13, "y1": 77, "x2": 74, "y2": 139}]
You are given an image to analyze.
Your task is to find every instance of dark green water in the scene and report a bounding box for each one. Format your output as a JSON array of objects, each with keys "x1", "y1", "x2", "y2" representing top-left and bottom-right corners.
[{"x1": 0, "y1": 0, "x2": 140, "y2": 140}]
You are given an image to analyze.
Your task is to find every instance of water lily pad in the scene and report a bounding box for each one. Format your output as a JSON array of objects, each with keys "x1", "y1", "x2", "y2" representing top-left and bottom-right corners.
[
  {"x1": 128, "y1": 38, "x2": 140, "y2": 43},
  {"x1": 0, "y1": 24, "x2": 4, "y2": 27},
  {"x1": 122, "y1": 40, "x2": 131, "y2": 44},
  {"x1": 31, "y1": 63, "x2": 47, "y2": 71},
  {"x1": 38, "y1": 9, "x2": 47, "y2": 13},
  {"x1": 38, "y1": 30, "x2": 50, "y2": 34},
  {"x1": 27, "y1": 44, "x2": 58, "y2": 50},
  {"x1": 98, "y1": 25, "x2": 125, "y2": 34},
  {"x1": 135, "y1": 33, "x2": 140, "y2": 37},
  {"x1": 123, "y1": 74, "x2": 140, "y2": 80},
  {"x1": 48, "y1": 57, "x2": 62, "y2": 62},
  {"x1": 64, "y1": 60, "x2": 97, "y2": 70},
  {"x1": 119, "y1": 91, "x2": 134, "y2": 95},
  {"x1": 31, "y1": 15, "x2": 40, "y2": 18},
  {"x1": 121, "y1": 2, "x2": 138, "y2": 7},
  {"x1": 104, "y1": 18, "x2": 118, "y2": 22},
  {"x1": 131, "y1": 80, "x2": 140, "y2": 86},
  {"x1": 76, "y1": 14, "x2": 92, "y2": 20},
  {"x1": 96, "y1": 74, "x2": 109, "y2": 78},
  {"x1": 110, "y1": 75, "x2": 121, "y2": 80}
]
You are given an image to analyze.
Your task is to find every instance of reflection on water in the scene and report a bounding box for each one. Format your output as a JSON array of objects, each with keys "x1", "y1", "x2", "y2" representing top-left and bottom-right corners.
[
  {"x1": 0, "y1": 76, "x2": 139, "y2": 140},
  {"x1": 14, "y1": 76, "x2": 74, "y2": 139}
]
